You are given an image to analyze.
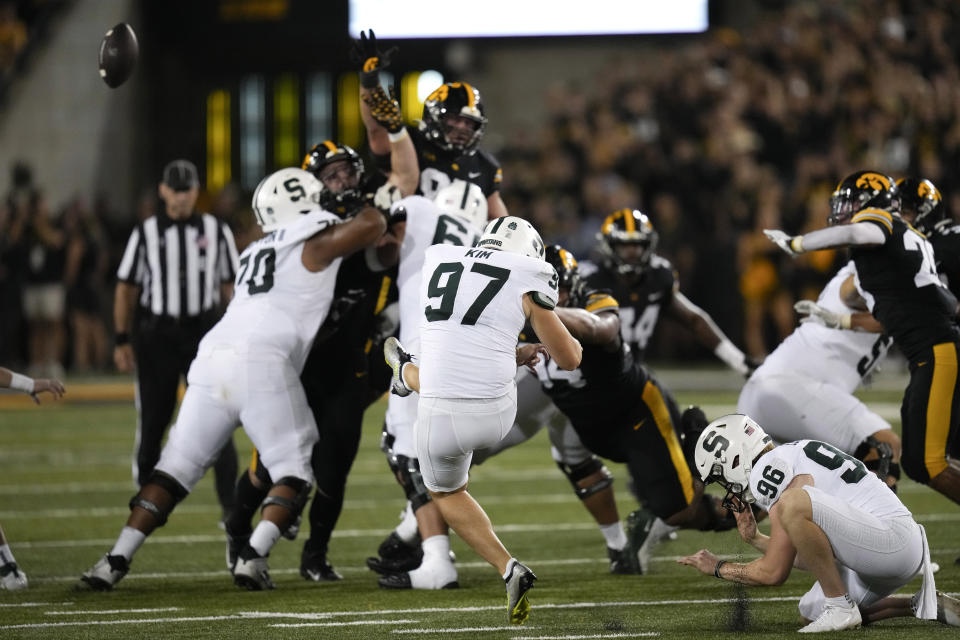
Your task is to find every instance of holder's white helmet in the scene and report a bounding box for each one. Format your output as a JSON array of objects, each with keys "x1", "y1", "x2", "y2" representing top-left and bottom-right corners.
[
  {"x1": 477, "y1": 216, "x2": 545, "y2": 260},
  {"x1": 434, "y1": 182, "x2": 488, "y2": 230},
  {"x1": 693, "y1": 414, "x2": 773, "y2": 508},
  {"x1": 252, "y1": 168, "x2": 322, "y2": 232}
]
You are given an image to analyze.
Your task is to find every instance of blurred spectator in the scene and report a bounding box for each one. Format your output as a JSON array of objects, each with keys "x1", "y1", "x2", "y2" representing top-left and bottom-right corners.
[
  {"x1": 63, "y1": 196, "x2": 108, "y2": 372},
  {"x1": 0, "y1": 1, "x2": 25, "y2": 78},
  {"x1": 499, "y1": 0, "x2": 960, "y2": 356},
  {"x1": 14, "y1": 162, "x2": 65, "y2": 378}
]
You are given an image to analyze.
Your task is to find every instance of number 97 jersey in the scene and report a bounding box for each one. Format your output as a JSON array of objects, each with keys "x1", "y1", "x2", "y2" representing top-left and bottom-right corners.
[
  {"x1": 749, "y1": 440, "x2": 910, "y2": 520},
  {"x1": 418, "y1": 244, "x2": 558, "y2": 399}
]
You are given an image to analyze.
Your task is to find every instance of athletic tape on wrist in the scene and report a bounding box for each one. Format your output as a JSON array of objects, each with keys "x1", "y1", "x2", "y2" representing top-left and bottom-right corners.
[{"x1": 8, "y1": 372, "x2": 34, "y2": 393}]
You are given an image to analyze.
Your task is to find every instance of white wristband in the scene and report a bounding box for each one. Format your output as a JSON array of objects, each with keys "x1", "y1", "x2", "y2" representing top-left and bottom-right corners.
[
  {"x1": 387, "y1": 128, "x2": 409, "y2": 143},
  {"x1": 9, "y1": 372, "x2": 34, "y2": 393},
  {"x1": 714, "y1": 339, "x2": 748, "y2": 375}
]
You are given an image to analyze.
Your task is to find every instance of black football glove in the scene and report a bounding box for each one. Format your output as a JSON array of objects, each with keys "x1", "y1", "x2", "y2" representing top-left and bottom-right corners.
[
  {"x1": 349, "y1": 29, "x2": 398, "y2": 89},
  {"x1": 363, "y1": 85, "x2": 404, "y2": 133}
]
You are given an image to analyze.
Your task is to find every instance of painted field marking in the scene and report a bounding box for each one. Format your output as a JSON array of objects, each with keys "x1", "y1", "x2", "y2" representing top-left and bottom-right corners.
[
  {"x1": 393, "y1": 626, "x2": 536, "y2": 634},
  {"x1": 514, "y1": 634, "x2": 658, "y2": 640},
  {"x1": 45, "y1": 607, "x2": 180, "y2": 615},
  {"x1": 270, "y1": 619, "x2": 418, "y2": 627}
]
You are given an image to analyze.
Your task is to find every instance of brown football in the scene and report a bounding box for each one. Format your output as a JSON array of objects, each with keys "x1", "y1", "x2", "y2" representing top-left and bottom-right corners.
[{"x1": 98, "y1": 22, "x2": 138, "y2": 88}]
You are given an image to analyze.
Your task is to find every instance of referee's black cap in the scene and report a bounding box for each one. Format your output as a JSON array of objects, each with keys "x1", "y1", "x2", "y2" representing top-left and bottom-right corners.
[{"x1": 162, "y1": 159, "x2": 199, "y2": 192}]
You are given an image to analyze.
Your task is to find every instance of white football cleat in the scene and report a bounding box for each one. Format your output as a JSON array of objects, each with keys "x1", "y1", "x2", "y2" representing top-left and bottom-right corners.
[
  {"x1": 504, "y1": 559, "x2": 536, "y2": 625},
  {"x1": 232, "y1": 553, "x2": 275, "y2": 591},
  {"x1": 384, "y1": 337, "x2": 414, "y2": 397},
  {"x1": 0, "y1": 562, "x2": 27, "y2": 590},
  {"x1": 79, "y1": 554, "x2": 129, "y2": 591},
  {"x1": 798, "y1": 601, "x2": 861, "y2": 633}
]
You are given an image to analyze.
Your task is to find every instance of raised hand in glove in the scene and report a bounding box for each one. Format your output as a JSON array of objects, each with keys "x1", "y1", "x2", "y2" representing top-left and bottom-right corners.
[
  {"x1": 763, "y1": 229, "x2": 804, "y2": 258},
  {"x1": 794, "y1": 300, "x2": 851, "y2": 329},
  {"x1": 349, "y1": 29, "x2": 398, "y2": 89},
  {"x1": 363, "y1": 85, "x2": 404, "y2": 133}
]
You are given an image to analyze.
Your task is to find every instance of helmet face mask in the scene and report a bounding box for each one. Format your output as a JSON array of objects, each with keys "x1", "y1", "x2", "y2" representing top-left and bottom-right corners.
[
  {"x1": 896, "y1": 177, "x2": 944, "y2": 234},
  {"x1": 828, "y1": 170, "x2": 899, "y2": 226},
  {"x1": 693, "y1": 414, "x2": 773, "y2": 511},
  {"x1": 477, "y1": 216, "x2": 545, "y2": 260},
  {"x1": 421, "y1": 82, "x2": 488, "y2": 155},
  {"x1": 597, "y1": 209, "x2": 659, "y2": 277},
  {"x1": 302, "y1": 141, "x2": 366, "y2": 216},
  {"x1": 251, "y1": 168, "x2": 322, "y2": 232}
]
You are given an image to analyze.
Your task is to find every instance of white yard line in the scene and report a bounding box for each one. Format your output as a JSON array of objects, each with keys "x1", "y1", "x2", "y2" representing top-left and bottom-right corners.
[
  {"x1": 270, "y1": 619, "x2": 418, "y2": 627},
  {"x1": 0, "y1": 597, "x2": 805, "y2": 631},
  {"x1": 45, "y1": 607, "x2": 180, "y2": 615},
  {"x1": 393, "y1": 627, "x2": 536, "y2": 634},
  {"x1": 514, "y1": 635, "x2": 658, "y2": 640}
]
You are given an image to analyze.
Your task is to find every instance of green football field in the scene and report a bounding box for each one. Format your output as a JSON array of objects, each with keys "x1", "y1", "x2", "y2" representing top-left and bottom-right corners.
[{"x1": 0, "y1": 373, "x2": 957, "y2": 639}]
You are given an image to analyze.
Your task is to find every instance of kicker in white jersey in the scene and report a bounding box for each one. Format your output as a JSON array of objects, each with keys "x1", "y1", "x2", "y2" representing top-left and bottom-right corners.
[{"x1": 417, "y1": 244, "x2": 559, "y2": 399}]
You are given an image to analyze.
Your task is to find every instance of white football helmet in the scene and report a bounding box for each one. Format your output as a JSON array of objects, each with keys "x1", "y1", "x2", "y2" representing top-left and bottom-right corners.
[
  {"x1": 434, "y1": 182, "x2": 488, "y2": 230},
  {"x1": 693, "y1": 414, "x2": 773, "y2": 508},
  {"x1": 252, "y1": 168, "x2": 322, "y2": 232},
  {"x1": 477, "y1": 216, "x2": 545, "y2": 260}
]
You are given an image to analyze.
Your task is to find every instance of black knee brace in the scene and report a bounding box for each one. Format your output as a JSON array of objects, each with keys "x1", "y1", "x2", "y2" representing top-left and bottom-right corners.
[
  {"x1": 557, "y1": 456, "x2": 614, "y2": 500},
  {"x1": 128, "y1": 471, "x2": 188, "y2": 527},
  {"x1": 394, "y1": 455, "x2": 431, "y2": 511},
  {"x1": 261, "y1": 476, "x2": 312, "y2": 518}
]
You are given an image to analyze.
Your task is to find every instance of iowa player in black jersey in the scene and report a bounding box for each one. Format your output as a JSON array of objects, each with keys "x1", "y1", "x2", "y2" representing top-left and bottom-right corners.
[
  {"x1": 224, "y1": 132, "x2": 417, "y2": 582},
  {"x1": 587, "y1": 208, "x2": 755, "y2": 373},
  {"x1": 766, "y1": 170, "x2": 960, "y2": 507},
  {"x1": 899, "y1": 176, "x2": 960, "y2": 300},
  {"x1": 534, "y1": 244, "x2": 739, "y2": 573},
  {"x1": 352, "y1": 29, "x2": 507, "y2": 220}
]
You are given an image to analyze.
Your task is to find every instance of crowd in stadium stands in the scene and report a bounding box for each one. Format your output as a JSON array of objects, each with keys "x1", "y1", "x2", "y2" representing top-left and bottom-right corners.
[
  {"x1": 496, "y1": 0, "x2": 960, "y2": 359},
  {"x1": 3, "y1": 0, "x2": 960, "y2": 374}
]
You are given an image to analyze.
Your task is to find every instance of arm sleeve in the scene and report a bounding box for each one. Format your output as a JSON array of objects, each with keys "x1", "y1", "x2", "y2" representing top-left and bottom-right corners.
[
  {"x1": 116, "y1": 226, "x2": 142, "y2": 284},
  {"x1": 800, "y1": 219, "x2": 887, "y2": 251},
  {"x1": 527, "y1": 262, "x2": 559, "y2": 309}
]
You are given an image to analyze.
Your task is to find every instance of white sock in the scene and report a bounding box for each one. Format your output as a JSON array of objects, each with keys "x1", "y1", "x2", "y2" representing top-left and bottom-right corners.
[
  {"x1": 502, "y1": 557, "x2": 518, "y2": 581},
  {"x1": 408, "y1": 535, "x2": 456, "y2": 588},
  {"x1": 110, "y1": 526, "x2": 147, "y2": 562},
  {"x1": 249, "y1": 520, "x2": 282, "y2": 557},
  {"x1": 824, "y1": 594, "x2": 855, "y2": 609},
  {"x1": 396, "y1": 502, "x2": 419, "y2": 543},
  {"x1": 0, "y1": 543, "x2": 15, "y2": 565},
  {"x1": 600, "y1": 521, "x2": 627, "y2": 551}
]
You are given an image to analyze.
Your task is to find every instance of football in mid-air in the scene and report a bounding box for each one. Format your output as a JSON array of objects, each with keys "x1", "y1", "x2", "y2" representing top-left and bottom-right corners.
[{"x1": 98, "y1": 22, "x2": 138, "y2": 88}]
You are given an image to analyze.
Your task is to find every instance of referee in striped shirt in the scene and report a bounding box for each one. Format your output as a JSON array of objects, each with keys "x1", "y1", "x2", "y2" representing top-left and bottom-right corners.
[{"x1": 112, "y1": 159, "x2": 239, "y2": 521}]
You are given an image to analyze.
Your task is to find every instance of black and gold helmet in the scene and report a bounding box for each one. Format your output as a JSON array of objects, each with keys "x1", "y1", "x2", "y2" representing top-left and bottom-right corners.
[
  {"x1": 896, "y1": 177, "x2": 944, "y2": 234},
  {"x1": 828, "y1": 170, "x2": 899, "y2": 226},
  {"x1": 420, "y1": 82, "x2": 487, "y2": 155},
  {"x1": 596, "y1": 208, "x2": 659, "y2": 277},
  {"x1": 545, "y1": 244, "x2": 580, "y2": 290},
  {"x1": 302, "y1": 141, "x2": 366, "y2": 214}
]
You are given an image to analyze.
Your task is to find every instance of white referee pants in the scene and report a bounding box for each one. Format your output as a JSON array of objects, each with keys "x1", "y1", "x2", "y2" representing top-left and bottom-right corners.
[{"x1": 155, "y1": 346, "x2": 317, "y2": 491}]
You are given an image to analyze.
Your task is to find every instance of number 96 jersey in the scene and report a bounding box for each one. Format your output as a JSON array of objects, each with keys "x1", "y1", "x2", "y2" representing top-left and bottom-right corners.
[
  {"x1": 418, "y1": 244, "x2": 558, "y2": 399},
  {"x1": 199, "y1": 209, "x2": 344, "y2": 372},
  {"x1": 750, "y1": 440, "x2": 910, "y2": 520}
]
